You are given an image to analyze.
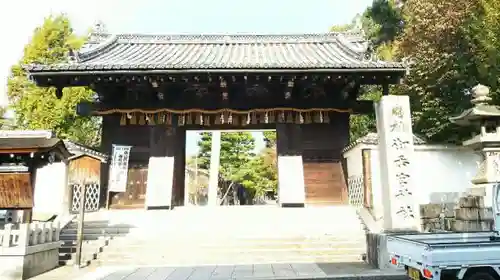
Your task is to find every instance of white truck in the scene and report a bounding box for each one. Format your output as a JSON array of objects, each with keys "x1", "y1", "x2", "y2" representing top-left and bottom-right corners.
[{"x1": 387, "y1": 185, "x2": 500, "y2": 280}]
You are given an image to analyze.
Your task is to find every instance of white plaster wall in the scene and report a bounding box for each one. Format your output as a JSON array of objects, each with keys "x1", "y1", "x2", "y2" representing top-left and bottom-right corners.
[
  {"x1": 413, "y1": 147, "x2": 479, "y2": 203},
  {"x1": 344, "y1": 145, "x2": 365, "y2": 177},
  {"x1": 32, "y1": 162, "x2": 69, "y2": 216},
  {"x1": 344, "y1": 145, "x2": 481, "y2": 219}
]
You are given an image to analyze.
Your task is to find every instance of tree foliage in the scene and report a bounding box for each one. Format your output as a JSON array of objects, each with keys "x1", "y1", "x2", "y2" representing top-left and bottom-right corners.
[
  {"x1": 263, "y1": 131, "x2": 277, "y2": 148},
  {"x1": 337, "y1": 0, "x2": 500, "y2": 143},
  {"x1": 197, "y1": 131, "x2": 278, "y2": 198},
  {"x1": 394, "y1": 0, "x2": 500, "y2": 142},
  {"x1": 7, "y1": 15, "x2": 101, "y2": 147},
  {"x1": 197, "y1": 132, "x2": 255, "y2": 178}
]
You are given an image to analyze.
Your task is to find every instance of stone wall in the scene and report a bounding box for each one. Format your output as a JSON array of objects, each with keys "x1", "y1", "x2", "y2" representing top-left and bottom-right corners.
[
  {"x1": 420, "y1": 195, "x2": 493, "y2": 232},
  {"x1": 0, "y1": 222, "x2": 62, "y2": 280}
]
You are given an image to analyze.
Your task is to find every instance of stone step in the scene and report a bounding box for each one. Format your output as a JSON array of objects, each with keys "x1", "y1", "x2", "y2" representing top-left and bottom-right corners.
[
  {"x1": 58, "y1": 236, "x2": 111, "y2": 266},
  {"x1": 59, "y1": 233, "x2": 127, "y2": 241},
  {"x1": 61, "y1": 227, "x2": 132, "y2": 235},
  {"x1": 59, "y1": 242, "x2": 106, "y2": 254},
  {"x1": 107, "y1": 236, "x2": 366, "y2": 246},
  {"x1": 64, "y1": 222, "x2": 134, "y2": 230},
  {"x1": 127, "y1": 228, "x2": 366, "y2": 236},
  {"x1": 105, "y1": 242, "x2": 366, "y2": 251},
  {"x1": 102, "y1": 248, "x2": 366, "y2": 257},
  {"x1": 118, "y1": 236, "x2": 367, "y2": 245},
  {"x1": 99, "y1": 247, "x2": 366, "y2": 258},
  {"x1": 96, "y1": 254, "x2": 365, "y2": 266}
]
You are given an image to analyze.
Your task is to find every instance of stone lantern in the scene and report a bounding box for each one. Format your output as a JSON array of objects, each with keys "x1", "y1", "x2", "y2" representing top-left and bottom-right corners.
[{"x1": 449, "y1": 84, "x2": 500, "y2": 235}]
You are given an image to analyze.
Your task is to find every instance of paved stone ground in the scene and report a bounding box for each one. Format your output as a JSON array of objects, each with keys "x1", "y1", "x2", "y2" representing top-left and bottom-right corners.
[{"x1": 30, "y1": 263, "x2": 406, "y2": 280}]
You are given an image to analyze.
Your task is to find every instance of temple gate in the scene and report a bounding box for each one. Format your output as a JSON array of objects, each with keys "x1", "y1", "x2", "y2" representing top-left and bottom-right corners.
[{"x1": 25, "y1": 32, "x2": 406, "y2": 210}]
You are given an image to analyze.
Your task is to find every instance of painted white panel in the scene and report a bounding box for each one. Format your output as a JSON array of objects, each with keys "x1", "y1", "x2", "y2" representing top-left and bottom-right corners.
[
  {"x1": 277, "y1": 155, "x2": 306, "y2": 205},
  {"x1": 32, "y1": 162, "x2": 69, "y2": 216},
  {"x1": 345, "y1": 146, "x2": 364, "y2": 177},
  {"x1": 145, "y1": 156, "x2": 174, "y2": 208}
]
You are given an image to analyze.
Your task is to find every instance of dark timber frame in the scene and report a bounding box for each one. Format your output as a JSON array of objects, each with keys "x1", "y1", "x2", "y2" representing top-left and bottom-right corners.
[{"x1": 26, "y1": 32, "x2": 406, "y2": 208}]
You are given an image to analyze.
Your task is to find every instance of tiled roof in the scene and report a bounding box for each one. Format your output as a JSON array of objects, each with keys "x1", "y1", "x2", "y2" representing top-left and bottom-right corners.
[
  {"x1": 0, "y1": 138, "x2": 62, "y2": 150},
  {"x1": 64, "y1": 140, "x2": 108, "y2": 162},
  {"x1": 25, "y1": 32, "x2": 406, "y2": 73},
  {"x1": 342, "y1": 132, "x2": 427, "y2": 153}
]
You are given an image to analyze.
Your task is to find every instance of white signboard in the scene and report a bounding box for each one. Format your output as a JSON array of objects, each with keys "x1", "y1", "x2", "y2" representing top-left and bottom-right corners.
[{"x1": 108, "y1": 144, "x2": 132, "y2": 192}]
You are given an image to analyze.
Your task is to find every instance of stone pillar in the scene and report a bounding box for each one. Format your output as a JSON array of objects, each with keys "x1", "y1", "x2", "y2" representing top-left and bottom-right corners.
[
  {"x1": 145, "y1": 126, "x2": 178, "y2": 210},
  {"x1": 375, "y1": 95, "x2": 421, "y2": 231},
  {"x1": 207, "y1": 131, "x2": 221, "y2": 206},
  {"x1": 276, "y1": 124, "x2": 306, "y2": 207}
]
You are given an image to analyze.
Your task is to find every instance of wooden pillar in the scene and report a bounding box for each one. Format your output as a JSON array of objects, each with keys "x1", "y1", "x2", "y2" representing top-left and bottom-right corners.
[
  {"x1": 276, "y1": 124, "x2": 305, "y2": 207},
  {"x1": 145, "y1": 125, "x2": 178, "y2": 210},
  {"x1": 100, "y1": 115, "x2": 120, "y2": 209},
  {"x1": 172, "y1": 127, "x2": 186, "y2": 207}
]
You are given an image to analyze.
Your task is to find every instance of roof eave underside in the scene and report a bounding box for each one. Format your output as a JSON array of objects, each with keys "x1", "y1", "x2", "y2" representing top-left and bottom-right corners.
[{"x1": 26, "y1": 66, "x2": 407, "y2": 75}]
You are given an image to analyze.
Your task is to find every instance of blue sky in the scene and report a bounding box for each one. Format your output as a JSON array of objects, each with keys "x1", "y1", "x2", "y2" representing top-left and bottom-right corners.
[{"x1": 0, "y1": 0, "x2": 372, "y2": 155}]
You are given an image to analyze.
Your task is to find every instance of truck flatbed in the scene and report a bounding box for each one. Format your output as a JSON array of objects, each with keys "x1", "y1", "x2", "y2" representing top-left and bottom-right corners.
[
  {"x1": 387, "y1": 231, "x2": 500, "y2": 268},
  {"x1": 387, "y1": 231, "x2": 500, "y2": 279}
]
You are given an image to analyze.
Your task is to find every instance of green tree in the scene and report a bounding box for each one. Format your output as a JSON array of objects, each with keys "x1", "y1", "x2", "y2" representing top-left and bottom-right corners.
[
  {"x1": 197, "y1": 132, "x2": 255, "y2": 179},
  {"x1": 330, "y1": 8, "x2": 394, "y2": 141},
  {"x1": 7, "y1": 14, "x2": 101, "y2": 147},
  {"x1": 263, "y1": 131, "x2": 277, "y2": 148},
  {"x1": 349, "y1": 88, "x2": 383, "y2": 140},
  {"x1": 197, "y1": 131, "x2": 279, "y2": 199},
  {"x1": 233, "y1": 151, "x2": 278, "y2": 198},
  {"x1": 394, "y1": 0, "x2": 498, "y2": 142}
]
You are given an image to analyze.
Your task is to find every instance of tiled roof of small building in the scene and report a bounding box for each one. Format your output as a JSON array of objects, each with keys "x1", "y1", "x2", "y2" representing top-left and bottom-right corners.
[
  {"x1": 0, "y1": 138, "x2": 62, "y2": 150},
  {"x1": 24, "y1": 32, "x2": 406, "y2": 73},
  {"x1": 64, "y1": 140, "x2": 108, "y2": 162},
  {"x1": 342, "y1": 132, "x2": 427, "y2": 153}
]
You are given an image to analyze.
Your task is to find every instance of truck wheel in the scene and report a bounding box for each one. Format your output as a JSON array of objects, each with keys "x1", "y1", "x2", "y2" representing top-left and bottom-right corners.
[{"x1": 463, "y1": 272, "x2": 497, "y2": 280}]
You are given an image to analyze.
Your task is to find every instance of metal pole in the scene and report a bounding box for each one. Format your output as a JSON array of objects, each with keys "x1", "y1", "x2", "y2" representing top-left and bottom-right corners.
[{"x1": 74, "y1": 183, "x2": 86, "y2": 268}]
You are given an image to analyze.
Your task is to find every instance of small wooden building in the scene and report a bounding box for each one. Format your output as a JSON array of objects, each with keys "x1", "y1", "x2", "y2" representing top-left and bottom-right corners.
[
  {"x1": 0, "y1": 131, "x2": 70, "y2": 224},
  {"x1": 64, "y1": 141, "x2": 108, "y2": 213}
]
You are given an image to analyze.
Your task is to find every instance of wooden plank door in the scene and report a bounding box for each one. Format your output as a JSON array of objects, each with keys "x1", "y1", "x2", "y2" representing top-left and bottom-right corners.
[{"x1": 110, "y1": 167, "x2": 148, "y2": 209}]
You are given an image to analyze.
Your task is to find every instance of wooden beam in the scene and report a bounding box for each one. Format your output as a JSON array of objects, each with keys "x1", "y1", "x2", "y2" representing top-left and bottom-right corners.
[{"x1": 0, "y1": 149, "x2": 40, "y2": 154}]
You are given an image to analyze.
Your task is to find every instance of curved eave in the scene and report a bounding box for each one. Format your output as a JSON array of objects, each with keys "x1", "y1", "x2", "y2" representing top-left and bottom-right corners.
[{"x1": 26, "y1": 66, "x2": 407, "y2": 75}]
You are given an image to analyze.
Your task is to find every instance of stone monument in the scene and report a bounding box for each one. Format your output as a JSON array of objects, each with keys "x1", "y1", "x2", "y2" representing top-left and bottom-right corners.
[{"x1": 375, "y1": 95, "x2": 421, "y2": 231}]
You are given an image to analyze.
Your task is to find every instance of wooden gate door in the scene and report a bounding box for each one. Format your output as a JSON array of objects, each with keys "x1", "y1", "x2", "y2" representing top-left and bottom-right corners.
[{"x1": 110, "y1": 167, "x2": 148, "y2": 209}]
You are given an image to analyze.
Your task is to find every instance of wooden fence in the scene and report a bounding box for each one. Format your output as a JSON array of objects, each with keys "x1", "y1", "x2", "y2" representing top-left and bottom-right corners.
[{"x1": 0, "y1": 222, "x2": 60, "y2": 248}]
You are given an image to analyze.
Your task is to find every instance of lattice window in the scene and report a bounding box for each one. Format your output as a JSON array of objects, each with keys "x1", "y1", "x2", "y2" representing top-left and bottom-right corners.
[
  {"x1": 348, "y1": 176, "x2": 364, "y2": 207},
  {"x1": 71, "y1": 184, "x2": 101, "y2": 213}
]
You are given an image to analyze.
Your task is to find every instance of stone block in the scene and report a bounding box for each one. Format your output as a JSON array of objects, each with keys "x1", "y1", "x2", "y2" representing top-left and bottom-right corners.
[
  {"x1": 420, "y1": 217, "x2": 455, "y2": 232},
  {"x1": 458, "y1": 196, "x2": 484, "y2": 208},
  {"x1": 479, "y1": 207, "x2": 493, "y2": 221},
  {"x1": 420, "y1": 204, "x2": 442, "y2": 219},
  {"x1": 421, "y1": 218, "x2": 440, "y2": 232},
  {"x1": 420, "y1": 203, "x2": 455, "y2": 220},
  {"x1": 450, "y1": 219, "x2": 492, "y2": 232},
  {"x1": 443, "y1": 203, "x2": 456, "y2": 217},
  {"x1": 444, "y1": 218, "x2": 455, "y2": 231},
  {"x1": 455, "y1": 208, "x2": 480, "y2": 221}
]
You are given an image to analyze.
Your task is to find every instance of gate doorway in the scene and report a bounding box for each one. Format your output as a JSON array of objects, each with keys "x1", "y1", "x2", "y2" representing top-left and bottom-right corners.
[{"x1": 184, "y1": 129, "x2": 278, "y2": 207}]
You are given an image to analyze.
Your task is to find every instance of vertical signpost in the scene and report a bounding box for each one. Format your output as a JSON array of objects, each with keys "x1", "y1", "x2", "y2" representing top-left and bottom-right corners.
[{"x1": 74, "y1": 181, "x2": 86, "y2": 268}]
